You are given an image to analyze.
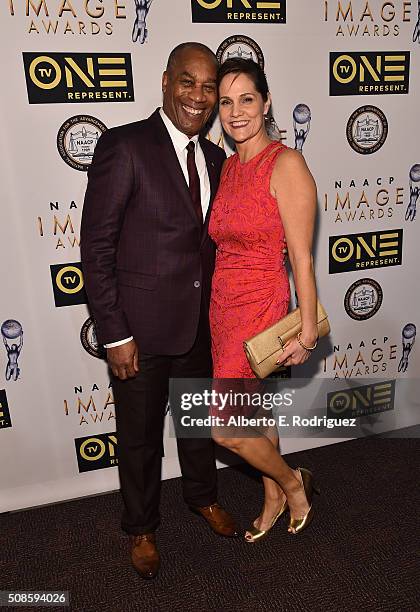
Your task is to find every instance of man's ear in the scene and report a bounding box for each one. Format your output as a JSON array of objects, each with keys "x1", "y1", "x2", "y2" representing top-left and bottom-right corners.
[{"x1": 162, "y1": 71, "x2": 168, "y2": 94}]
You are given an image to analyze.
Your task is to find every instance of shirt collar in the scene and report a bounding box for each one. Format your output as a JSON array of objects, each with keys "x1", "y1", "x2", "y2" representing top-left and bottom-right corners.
[{"x1": 159, "y1": 108, "x2": 199, "y2": 152}]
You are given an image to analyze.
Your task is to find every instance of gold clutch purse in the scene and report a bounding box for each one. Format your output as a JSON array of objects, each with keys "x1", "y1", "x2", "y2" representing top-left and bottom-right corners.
[{"x1": 243, "y1": 300, "x2": 330, "y2": 379}]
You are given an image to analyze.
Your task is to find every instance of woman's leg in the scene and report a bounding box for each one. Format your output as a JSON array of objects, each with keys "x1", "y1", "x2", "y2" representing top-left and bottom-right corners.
[
  {"x1": 248, "y1": 425, "x2": 287, "y2": 535},
  {"x1": 212, "y1": 428, "x2": 310, "y2": 529}
]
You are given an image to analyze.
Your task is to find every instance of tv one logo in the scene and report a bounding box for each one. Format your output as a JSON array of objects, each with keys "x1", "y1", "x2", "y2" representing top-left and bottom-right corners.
[
  {"x1": 191, "y1": 0, "x2": 286, "y2": 23},
  {"x1": 329, "y1": 229, "x2": 403, "y2": 273},
  {"x1": 327, "y1": 380, "x2": 395, "y2": 418},
  {"x1": 330, "y1": 51, "x2": 410, "y2": 96},
  {"x1": 0, "y1": 389, "x2": 12, "y2": 429},
  {"x1": 75, "y1": 432, "x2": 118, "y2": 473},
  {"x1": 22, "y1": 52, "x2": 134, "y2": 104},
  {"x1": 50, "y1": 262, "x2": 87, "y2": 307}
]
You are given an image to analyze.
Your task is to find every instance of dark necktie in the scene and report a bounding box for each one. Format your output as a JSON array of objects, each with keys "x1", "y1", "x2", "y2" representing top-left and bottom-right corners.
[{"x1": 186, "y1": 140, "x2": 203, "y2": 225}]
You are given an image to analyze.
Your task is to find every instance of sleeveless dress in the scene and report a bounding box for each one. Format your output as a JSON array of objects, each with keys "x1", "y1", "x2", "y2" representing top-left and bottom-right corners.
[{"x1": 209, "y1": 141, "x2": 290, "y2": 379}]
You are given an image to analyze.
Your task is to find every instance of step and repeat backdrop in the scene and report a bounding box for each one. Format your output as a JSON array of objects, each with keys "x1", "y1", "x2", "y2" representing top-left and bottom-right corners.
[{"x1": 1, "y1": 0, "x2": 419, "y2": 512}]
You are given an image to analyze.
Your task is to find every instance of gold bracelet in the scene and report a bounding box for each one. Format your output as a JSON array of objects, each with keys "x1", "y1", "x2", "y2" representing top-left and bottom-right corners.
[{"x1": 296, "y1": 331, "x2": 318, "y2": 351}]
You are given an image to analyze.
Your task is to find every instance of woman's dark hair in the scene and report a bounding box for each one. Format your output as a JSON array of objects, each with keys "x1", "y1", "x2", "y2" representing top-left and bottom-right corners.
[{"x1": 217, "y1": 58, "x2": 269, "y2": 101}]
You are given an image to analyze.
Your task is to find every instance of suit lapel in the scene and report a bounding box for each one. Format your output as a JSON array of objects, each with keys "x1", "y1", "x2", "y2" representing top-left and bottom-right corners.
[{"x1": 151, "y1": 110, "x2": 201, "y2": 228}]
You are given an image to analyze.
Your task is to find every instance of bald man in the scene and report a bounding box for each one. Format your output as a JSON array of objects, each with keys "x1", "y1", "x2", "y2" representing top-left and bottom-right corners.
[{"x1": 81, "y1": 43, "x2": 238, "y2": 580}]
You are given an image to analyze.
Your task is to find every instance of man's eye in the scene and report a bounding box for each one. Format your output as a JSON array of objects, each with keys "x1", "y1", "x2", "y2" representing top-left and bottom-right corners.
[
  {"x1": 182, "y1": 80, "x2": 193, "y2": 86},
  {"x1": 204, "y1": 85, "x2": 216, "y2": 93}
]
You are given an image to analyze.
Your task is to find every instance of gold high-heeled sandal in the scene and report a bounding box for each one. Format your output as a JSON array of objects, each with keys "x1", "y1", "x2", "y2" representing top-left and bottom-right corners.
[
  {"x1": 288, "y1": 467, "x2": 320, "y2": 535},
  {"x1": 245, "y1": 496, "x2": 289, "y2": 543}
]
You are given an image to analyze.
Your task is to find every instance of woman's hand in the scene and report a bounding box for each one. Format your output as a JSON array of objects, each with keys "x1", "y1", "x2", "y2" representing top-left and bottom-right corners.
[{"x1": 276, "y1": 337, "x2": 312, "y2": 367}]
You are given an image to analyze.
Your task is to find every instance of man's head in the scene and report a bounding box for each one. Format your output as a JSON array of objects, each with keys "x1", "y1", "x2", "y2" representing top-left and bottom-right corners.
[{"x1": 162, "y1": 42, "x2": 218, "y2": 138}]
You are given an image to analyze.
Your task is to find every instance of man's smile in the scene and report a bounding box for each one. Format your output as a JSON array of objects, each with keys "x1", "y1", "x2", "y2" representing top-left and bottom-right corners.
[{"x1": 181, "y1": 104, "x2": 204, "y2": 116}]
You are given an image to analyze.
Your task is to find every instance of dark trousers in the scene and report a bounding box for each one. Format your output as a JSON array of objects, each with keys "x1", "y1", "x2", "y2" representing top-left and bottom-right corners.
[{"x1": 112, "y1": 306, "x2": 217, "y2": 535}]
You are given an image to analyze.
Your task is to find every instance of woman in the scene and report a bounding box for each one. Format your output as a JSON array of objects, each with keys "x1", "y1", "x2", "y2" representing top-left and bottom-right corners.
[{"x1": 209, "y1": 58, "x2": 319, "y2": 542}]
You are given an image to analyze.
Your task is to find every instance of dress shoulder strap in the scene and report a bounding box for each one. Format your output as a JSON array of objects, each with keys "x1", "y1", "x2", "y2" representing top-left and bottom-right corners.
[{"x1": 256, "y1": 142, "x2": 287, "y2": 171}]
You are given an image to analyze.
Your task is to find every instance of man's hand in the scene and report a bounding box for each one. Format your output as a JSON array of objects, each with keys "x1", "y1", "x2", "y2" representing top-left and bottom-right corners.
[{"x1": 107, "y1": 339, "x2": 139, "y2": 380}]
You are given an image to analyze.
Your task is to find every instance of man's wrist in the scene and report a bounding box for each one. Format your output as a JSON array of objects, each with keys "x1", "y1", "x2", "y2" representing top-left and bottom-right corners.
[{"x1": 104, "y1": 336, "x2": 133, "y2": 349}]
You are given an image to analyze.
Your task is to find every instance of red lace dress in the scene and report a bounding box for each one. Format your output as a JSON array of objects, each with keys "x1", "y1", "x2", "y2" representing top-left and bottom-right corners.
[{"x1": 209, "y1": 142, "x2": 290, "y2": 379}]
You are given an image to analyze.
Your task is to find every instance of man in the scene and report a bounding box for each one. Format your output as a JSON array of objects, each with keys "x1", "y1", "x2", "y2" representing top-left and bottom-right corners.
[{"x1": 80, "y1": 42, "x2": 238, "y2": 580}]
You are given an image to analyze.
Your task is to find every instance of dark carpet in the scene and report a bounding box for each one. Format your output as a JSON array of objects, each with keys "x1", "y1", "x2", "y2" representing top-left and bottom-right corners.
[{"x1": 1, "y1": 437, "x2": 419, "y2": 612}]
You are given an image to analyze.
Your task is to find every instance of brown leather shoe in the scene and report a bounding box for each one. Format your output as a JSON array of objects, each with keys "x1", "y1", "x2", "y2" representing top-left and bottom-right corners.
[
  {"x1": 190, "y1": 503, "x2": 239, "y2": 538},
  {"x1": 130, "y1": 533, "x2": 160, "y2": 579}
]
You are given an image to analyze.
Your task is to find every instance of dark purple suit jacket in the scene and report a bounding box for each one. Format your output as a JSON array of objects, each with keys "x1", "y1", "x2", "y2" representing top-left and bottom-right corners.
[{"x1": 80, "y1": 109, "x2": 226, "y2": 354}]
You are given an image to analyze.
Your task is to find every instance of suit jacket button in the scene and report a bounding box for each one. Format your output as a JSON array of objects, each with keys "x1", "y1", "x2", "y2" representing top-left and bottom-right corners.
[{"x1": 194, "y1": 280, "x2": 201, "y2": 288}]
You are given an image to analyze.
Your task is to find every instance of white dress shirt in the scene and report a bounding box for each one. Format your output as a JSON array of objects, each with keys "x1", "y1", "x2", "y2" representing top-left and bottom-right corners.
[
  {"x1": 104, "y1": 108, "x2": 211, "y2": 348},
  {"x1": 159, "y1": 108, "x2": 211, "y2": 218}
]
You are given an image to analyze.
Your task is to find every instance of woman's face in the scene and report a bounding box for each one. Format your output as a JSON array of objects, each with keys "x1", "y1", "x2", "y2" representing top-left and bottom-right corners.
[{"x1": 218, "y1": 72, "x2": 270, "y2": 144}]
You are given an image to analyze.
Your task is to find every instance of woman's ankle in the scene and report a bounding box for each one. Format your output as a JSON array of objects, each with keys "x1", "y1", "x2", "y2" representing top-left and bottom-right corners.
[{"x1": 264, "y1": 489, "x2": 286, "y2": 504}]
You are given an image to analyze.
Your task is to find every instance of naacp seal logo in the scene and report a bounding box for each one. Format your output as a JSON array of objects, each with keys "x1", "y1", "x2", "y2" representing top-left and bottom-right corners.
[
  {"x1": 346, "y1": 105, "x2": 388, "y2": 155},
  {"x1": 57, "y1": 115, "x2": 107, "y2": 172},
  {"x1": 344, "y1": 278, "x2": 383, "y2": 321},
  {"x1": 216, "y1": 35, "x2": 264, "y2": 69},
  {"x1": 80, "y1": 317, "x2": 106, "y2": 359}
]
